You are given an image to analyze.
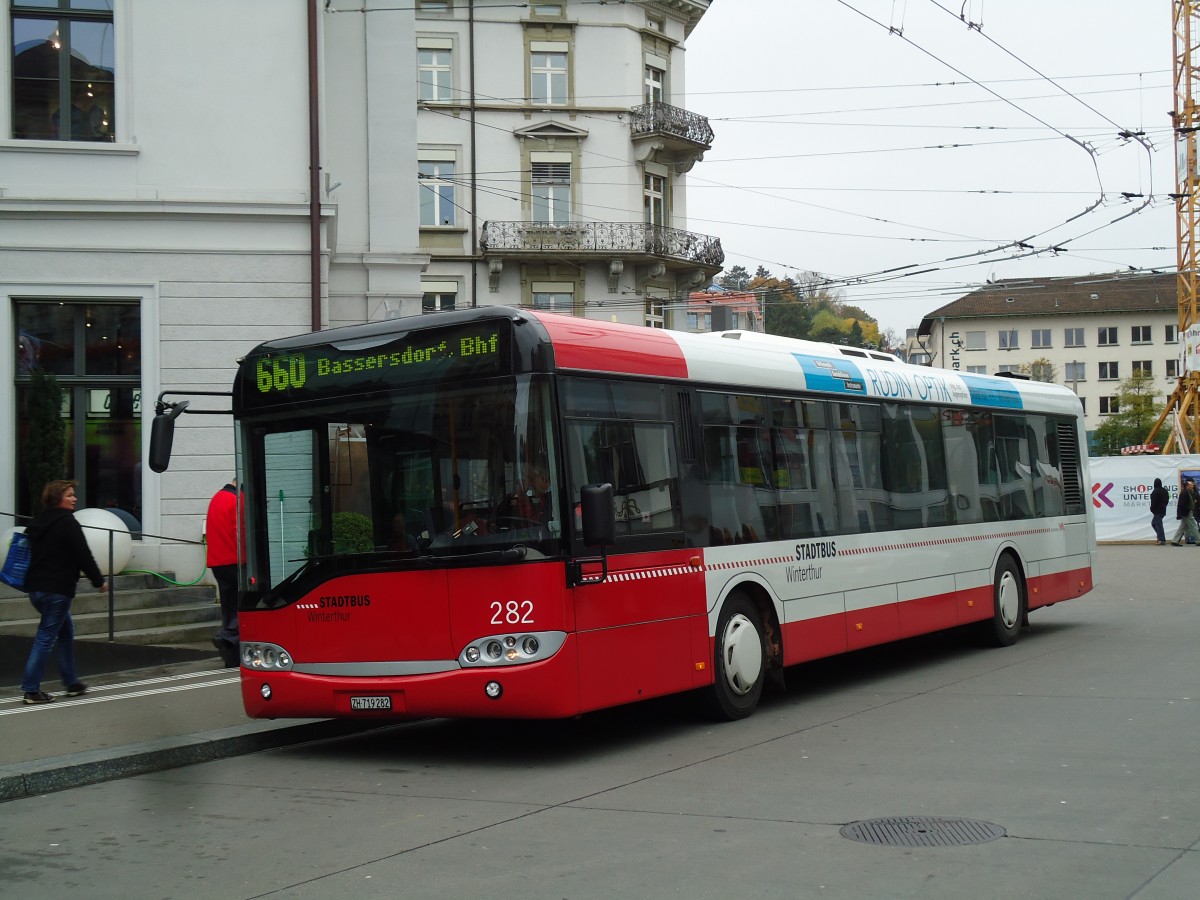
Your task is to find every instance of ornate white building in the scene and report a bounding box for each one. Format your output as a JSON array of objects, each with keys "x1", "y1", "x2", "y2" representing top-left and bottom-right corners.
[{"x1": 413, "y1": 0, "x2": 720, "y2": 325}]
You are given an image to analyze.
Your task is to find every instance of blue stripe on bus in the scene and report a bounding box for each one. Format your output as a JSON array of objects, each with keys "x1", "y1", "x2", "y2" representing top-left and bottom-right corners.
[
  {"x1": 958, "y1": 374, "x2": 1024, "y2": 409},
  {"x1": 791, "y1": 354, "x2": 867, "y2": 396}
]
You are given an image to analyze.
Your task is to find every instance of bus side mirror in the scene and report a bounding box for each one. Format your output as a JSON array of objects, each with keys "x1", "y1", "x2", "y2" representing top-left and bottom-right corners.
[
  {"x1": 148, "y1": 400, "x2": 189, "y2": 473},
  {"x1": 580, "y1": 483, "x2": 614, "y2": 547}
]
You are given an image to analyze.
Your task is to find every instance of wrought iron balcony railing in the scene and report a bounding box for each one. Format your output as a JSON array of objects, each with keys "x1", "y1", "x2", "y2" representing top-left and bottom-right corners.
[
  {"x1": 629, "y1": 102, "x2": 714, "y2": 147},
  {"x1": 480, "y1": 221, "x2": 724, "y2": 268}
]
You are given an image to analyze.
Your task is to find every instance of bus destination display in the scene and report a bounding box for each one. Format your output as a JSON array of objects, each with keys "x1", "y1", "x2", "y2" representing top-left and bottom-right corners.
[{"x1": 242, "y1": 324, "x2": 509, "y2": 407}]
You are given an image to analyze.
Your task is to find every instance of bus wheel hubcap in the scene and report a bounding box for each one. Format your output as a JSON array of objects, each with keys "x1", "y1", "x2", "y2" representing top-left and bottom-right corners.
[
  {"x1": 997, "y1": 572, "x2": 1019, "y2": 628},
  {"x1": 722, "y1": 614, "x2": 763, "y2": 696}
]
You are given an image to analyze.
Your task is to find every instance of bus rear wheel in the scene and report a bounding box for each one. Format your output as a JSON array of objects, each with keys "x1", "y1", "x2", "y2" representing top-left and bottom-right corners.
[
  {"x1": 983, "y1": 554, "x2": 1025, "y2": 647},
  {"x1": 705, "y1": 590, "x2": 766, "y2": 720}
]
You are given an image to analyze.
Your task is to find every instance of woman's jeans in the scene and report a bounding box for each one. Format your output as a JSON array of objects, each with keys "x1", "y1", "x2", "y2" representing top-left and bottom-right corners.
[{"x1": 21, "y1": 591, "x2": 77, "y2": 693}]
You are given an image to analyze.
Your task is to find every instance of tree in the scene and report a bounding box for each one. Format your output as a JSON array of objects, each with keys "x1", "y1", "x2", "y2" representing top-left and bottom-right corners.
[
  {"x1": 753, "y1": 275, "x2": 807, "y2": 338},
  {"x1": 1091, "y1": 369, "x2": 1164, "y2": 456},
  {"x1": 1020, "y1": 357, "x2": 1056, "y2": 383},
  {"x1": 718, "y1": 265, "x2": 750, "y2": 291},
  {"x1": 765, "y1": 298, "x2": 811, "y2": 339},
  {"x1": 23, "y1": 371, "x2": 65, "y2": 514}
]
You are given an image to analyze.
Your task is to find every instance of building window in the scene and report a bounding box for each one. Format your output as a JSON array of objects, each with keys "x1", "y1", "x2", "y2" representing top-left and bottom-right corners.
[
  {"x1": 14, "y1": 301, "x2": 141, "y2": 517},
  {"x1": 416, "y1": 1, "x2": 451, "y2": 12},
  {"x1": 418, "y1": 159, "x2": 456, "y2": 226},
  {"x1": 1167, "y1": 359, "x2": 1180, "y2": 378},
  {"x1": 645, "y1": 297, "x2": 665, "y2": 329},
  {"x1": 997, "y1": 364, "x2": 1020, "y2": 374},
  {"x1": 531, "y1": 160, "x2": 571, "y2": 223},
  {"x1": 530, "y1": 45, "x2": 568, "y2": 105},
  {"x1": 965, "y1": 365, "x2": 987, "y2": 374},
  {"x1": 998, "y1": 329, "x2": 1018, "y2": 350},
  {"x1": 1099, "y1": 396, "x2": 1119, "y2": 416},
  {"x1": 12, "y1": 2, "x2": 116, "y2": 142},
  {"x1": 1132, "y1": 360, "x2": 1152, "y2": 377},
  {"x1": 1032, "y1": 328, "x2": 1051, "y2": 348},
  {"x1": 644, "y1": 65, "x2": 664, "y2": 104},
  {"x1": 422, "y1": 291, "x2": 456, "y2": 313},
  {"x1": 531, "y1": 282, "x2": 576, "y2": 314},
  {"x1": 1064, "y1": 361, "x2": 1086, "y2": 383},
  {"x1": 1099, "y1": 361, "x2": 1119, "y2": 381},
  {"x1": 644, "y1": 171, "x2": 665, "y2": 226},
  {"x1": 1078, "y1": 397, "x2": 1086, "y2": 415},
  {"x1": 1064, "y1": 327, "x2": 1084, "y2": 347},
  {"x1": 1166, "y1": 324, "x2": 1178, "y2": 343},
  {"x1": 417, "y1": 46, "x2": 453, "y2": 102},
  {"x1": 531, "y1": 4, "x2": 564, "y2": 16},
  {"x1": 965, "y1": 331, "x2": 986, "y2": 350},
  {"x1": 1098, "y1": 326, "x2": 1117, "y2": 346},
  {"x1": 1131, "y1": 325, "x2": 1151, "y2": 344}
]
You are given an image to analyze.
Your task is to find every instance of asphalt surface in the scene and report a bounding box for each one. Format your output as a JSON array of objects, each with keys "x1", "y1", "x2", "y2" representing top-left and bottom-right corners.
[{"x1": 0, "y1": 541, "x2": 1185, "y2": 815}]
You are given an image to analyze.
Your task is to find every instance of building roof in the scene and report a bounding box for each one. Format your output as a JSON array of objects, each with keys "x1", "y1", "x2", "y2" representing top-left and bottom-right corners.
[
  {"x1": 687, "y1": 288, "x2": 759, "y2": 314},
  {"x1": 918, "y1": 272, "x2": 1177, "y2": 335}
]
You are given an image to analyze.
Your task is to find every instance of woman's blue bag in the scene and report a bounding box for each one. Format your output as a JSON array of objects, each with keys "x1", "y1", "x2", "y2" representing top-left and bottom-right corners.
[{"x1": 1, "y1": 531, "x2": 30, "y2": 591}]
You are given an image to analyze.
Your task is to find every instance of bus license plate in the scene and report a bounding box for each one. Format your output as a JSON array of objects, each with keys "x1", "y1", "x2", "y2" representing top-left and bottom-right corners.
[{"x1": 350, "y1": 696, "x2": 391, "y2": 711}]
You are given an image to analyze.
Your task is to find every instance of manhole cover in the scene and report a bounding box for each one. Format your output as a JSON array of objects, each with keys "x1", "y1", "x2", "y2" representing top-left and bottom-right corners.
[{"x1": 840, "y1": 816, "x2": 1006, "y2": 847}]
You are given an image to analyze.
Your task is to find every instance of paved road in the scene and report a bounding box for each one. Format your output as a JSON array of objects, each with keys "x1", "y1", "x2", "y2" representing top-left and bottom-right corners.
[{"x1": 0, "y1": 544, "x2": 1196, "y2": 899}]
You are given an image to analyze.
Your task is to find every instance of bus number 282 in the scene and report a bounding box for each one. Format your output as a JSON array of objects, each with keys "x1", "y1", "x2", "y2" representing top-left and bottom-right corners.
[{"x1": 491, "y1": 600, "x2": 534, "y2": 625}]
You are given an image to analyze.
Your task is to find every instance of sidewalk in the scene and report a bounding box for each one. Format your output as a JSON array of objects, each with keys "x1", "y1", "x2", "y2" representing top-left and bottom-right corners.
[{"x1": 0, "y1": 640, "x2": 389, "y2": 803}]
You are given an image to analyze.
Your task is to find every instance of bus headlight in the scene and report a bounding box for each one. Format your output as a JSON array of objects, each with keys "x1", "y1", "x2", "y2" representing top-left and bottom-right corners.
[
  {"x1": 459, "y1": 631, "x2": 566, "y2": 668},
  {"x1": 242, "y1": 642, "x2": 294, "y2": 671}
]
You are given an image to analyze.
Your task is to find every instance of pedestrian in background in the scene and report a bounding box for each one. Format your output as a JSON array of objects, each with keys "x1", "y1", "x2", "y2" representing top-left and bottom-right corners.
[
  {"x1": 20, "y1": 480, "x2": 107, "y2": 704},
  {"x1": 1170, "y1": 477, "x2": 1200, "y2": 547},
  {"x1": 1149, "y1": 477, "x2": 1170, "y2": 545},
  {"x1": 206, "y1": 479, "x2": 244, "y2": 667}
]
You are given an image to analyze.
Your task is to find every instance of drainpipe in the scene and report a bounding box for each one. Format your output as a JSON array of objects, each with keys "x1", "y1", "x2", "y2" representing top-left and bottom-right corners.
[
  {"x1": 308, "y1": 0, "x2": 322, "y2": 331},
  {"x1": 469, "y1": 0, "x2": 479, "y2": 307}
]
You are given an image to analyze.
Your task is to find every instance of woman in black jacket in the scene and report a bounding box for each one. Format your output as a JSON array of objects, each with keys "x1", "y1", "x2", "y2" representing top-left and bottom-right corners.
[{"x1": 19, "y1": 480, "x2": 107, "y2": 704}]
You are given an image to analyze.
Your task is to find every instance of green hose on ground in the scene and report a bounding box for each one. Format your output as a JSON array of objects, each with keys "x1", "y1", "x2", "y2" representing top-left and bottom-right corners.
[{"x1": 121, "y1": 567, "x2": 209, "y2": 587}]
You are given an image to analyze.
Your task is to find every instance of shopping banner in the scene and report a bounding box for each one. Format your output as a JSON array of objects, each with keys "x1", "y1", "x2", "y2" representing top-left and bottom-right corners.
[{"x1": 1088, "y1": 455, "x2": 1200, "y2": 542}]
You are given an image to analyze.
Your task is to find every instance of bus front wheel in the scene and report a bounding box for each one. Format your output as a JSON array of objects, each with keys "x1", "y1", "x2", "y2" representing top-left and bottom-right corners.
[
  {"x1": 705, "y1": 590, "x2": 766, "y2": 720},
  {"x1": 984, "y1": 554, "x2": 1025, "y2": 647}
]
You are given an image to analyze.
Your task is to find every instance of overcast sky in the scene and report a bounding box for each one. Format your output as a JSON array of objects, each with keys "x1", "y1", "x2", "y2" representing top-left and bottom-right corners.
[{"x1": 684, "y1": 0, "x2": 1174, "y2": 341}]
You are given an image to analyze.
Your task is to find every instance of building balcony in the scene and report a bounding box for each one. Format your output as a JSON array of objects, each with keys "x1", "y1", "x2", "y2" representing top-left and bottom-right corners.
[
  {"x1": 629, "y1": 102, "x2": 713, "y2": 171},
  {"x1": 480, "y1": 221, "x2": 724, "y2": 292}
]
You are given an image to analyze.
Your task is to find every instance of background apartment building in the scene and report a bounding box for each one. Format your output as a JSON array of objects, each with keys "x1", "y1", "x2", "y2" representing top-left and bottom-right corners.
[{"x1": 917, "y1": 273, "x2": 1179, "y2": 437}]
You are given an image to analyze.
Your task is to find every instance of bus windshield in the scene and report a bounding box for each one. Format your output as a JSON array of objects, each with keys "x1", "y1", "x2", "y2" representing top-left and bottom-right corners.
[{"x1": 242, "y1": 374, "x2": 560, "y2": 597}]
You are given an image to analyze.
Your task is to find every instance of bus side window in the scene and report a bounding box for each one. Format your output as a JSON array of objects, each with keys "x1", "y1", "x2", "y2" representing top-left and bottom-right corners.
[
  {"x1": 832, "y1": 403, "x2": 888, "y2": 534},
  {"x1": 942, "y1": 409, "x2": 983, "y2": 525},
  {"x1": 769, "y1": 397, "x2": 833, "y2": 539},
  {"x1": 994, "y1": 414, "x2": 1034, "y2": 521},
  {"x1": 881, "y1": 403, "x2": 951, "y2": 529},
  {"x1": 700, "y1": 393, "x2": 775, "y2": 545}
]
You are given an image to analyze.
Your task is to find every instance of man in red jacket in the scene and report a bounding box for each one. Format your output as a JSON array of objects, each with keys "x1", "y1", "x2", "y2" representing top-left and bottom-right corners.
[{"x1": 206, "y1": 479, "x2": 244, "y2": 667}]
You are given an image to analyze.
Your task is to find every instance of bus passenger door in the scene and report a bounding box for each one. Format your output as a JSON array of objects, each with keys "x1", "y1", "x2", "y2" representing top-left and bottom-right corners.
[{"x1": 570, "y1": 549, "x2": 708, "y2": 713}]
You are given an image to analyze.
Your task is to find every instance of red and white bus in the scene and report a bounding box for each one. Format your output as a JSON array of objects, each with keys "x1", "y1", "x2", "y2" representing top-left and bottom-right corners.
[{"x1": 151, "y1": 307, "x2": 1095, "y2": 721}]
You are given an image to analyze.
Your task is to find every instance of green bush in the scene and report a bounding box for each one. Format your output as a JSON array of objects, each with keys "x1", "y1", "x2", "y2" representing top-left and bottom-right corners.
[{"x1": 332, "y1": 511, "x2": 374, "y2": 554}]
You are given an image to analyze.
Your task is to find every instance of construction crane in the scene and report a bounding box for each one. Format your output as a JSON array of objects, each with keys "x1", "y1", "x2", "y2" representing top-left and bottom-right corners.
[{"x1": 1147, "y1": 1, "x2": 1200, "y2": 451}]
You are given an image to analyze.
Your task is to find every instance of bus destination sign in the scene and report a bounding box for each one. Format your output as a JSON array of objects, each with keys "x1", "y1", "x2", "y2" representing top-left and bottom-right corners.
[{"x1": 242, "y1": 323, "x2": 509, "y2": 408}]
